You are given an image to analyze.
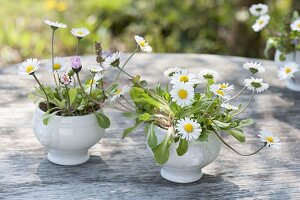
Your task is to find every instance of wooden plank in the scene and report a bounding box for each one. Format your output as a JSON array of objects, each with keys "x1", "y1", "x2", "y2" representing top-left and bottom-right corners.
[{"x1": 0, "y1": 54, "x2": 299, "y2": 199}]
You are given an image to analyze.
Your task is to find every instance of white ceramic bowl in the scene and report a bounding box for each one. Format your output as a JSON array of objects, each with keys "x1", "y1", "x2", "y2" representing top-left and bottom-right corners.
[
  {"x1": 148, "y1": 127, "x2": 221, "y2": 183},
  {"x1": 274, "y1": 50, "x2": 300, "y2": 92},
  {"x1": 33, "y1": 106, "x2": 105, "y2": 166}
]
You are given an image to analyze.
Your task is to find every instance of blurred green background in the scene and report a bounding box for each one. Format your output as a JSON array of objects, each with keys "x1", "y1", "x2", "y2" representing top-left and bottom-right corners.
[{"x1": 1, "y1": 0, "x2": 299, "y2": 66}]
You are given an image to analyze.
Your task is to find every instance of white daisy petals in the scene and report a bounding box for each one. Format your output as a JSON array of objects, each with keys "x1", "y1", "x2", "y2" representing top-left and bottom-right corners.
[
  {"x1": 59, "y1": 73, "x2": 72, "y2": 85},
  {"x1": 134, "y1": 35, "x2": 152, "y2": 53},
  {"x1": 110, "y1": 85, "x2": 130, "y2": 102},
  {"x1": 278, "y1": 62, "x2": 299, "y2": 80},
  {"x1": 71, "y1": 27, "x2": 90, "y2": 38},
  {"x1": 252, "y1": 15, "x2": 270, "y2": 32},
  {"x1": 44, "y1": 19, "x2": 67, "y2": 29},
  {"x1": 170, "y1": 69, "x2": 199, "y2": 85},
  {"x1": 46, "y1": 57, "x2": 67, "y2": 73},
  {"x1": 249, "y1": 4, "x2": 268, "y2": 16},
  {"x1": 221, "y1": 103, "x2": 238, "y2": 111},
  {"x1": 163, "y1": 67, "x2": 182, "y2": 77},
  {"x1": 176, "y1": 117, "x2": 202, "y2": 141},
  {"x1": 210, "y1": 84, "x2": 231, "y2": 99},
  {"x1": 258, "y1": 130, "x2": 281, "y2": 150},
  {"x1": 103, "y1": 52, "x2": 121, "y2": 70},
  {"x1": 290, "y1": 18, "x2": 300, "y2": 32},
  {"x1": 170, "y1": 83, "x2": 195, "y2": 107},
  {"x1": 244, "y1": 77, "x2": 269, "y2": 93},
  {"x1": 198, "y1": 69, "x2": 219, "y2": 82},
  {"x1": 18, "y1": 58, "x2": 40, "y2": 76},
  {"x1": 243, "y1": 61, "x2": 265, "y2": 74}
]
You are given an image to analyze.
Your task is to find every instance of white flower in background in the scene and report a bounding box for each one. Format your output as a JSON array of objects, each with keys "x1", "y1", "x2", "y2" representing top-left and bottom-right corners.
[
  {"x1": 110, "y1": 85, "x2": 130, "y2": 102},
  {"x1": 176, "y1": 117, "x2": 202, "y2": 141},
  {"x1": 163, "y1": 67, "x2": 183, "y2": 77},
  {"x1": 258, "y1": 130, "x2": 281, "y2": 150},
  {"x1": 134, "y1": 35, "x2": 152, "y2": 52},
  {"x1": 102, "y1": 52, "x2": 121, "y2": 69},
  {"x1": 290, "y1": 18, "x2": 300, "y2": 32},
  {"x1": 249, "y1": 4, "x2": 268, "y2": 16},
  {"x1": 59, "y1": 73, "x2": 72, "y2": 85},
  {"x1": 44, "y1": 19, "x2": 67, "y2": 29},
  {"x1": 252, "y1": 15, "x2": 270, "y2": 32},
  {"x1": 210, "y1": 84, "x2": 230, "y2": 99},
  {"x1": 278, "y1": 62, "x2": 299, "y2": 80},
  {"x1": 198, "y1": 69, "x2": 219, "y2": 82},
  {"x1": 46, "y1": 57, "x2": 67, "y2": 73},
  {"x1": 170, "y1": 69, "x2": 199, "y2": 85},
  {"x1": 71, "y1": 27, "x2": 90, "y2": 38},
  {"x1": 217, "y1": 83, "x2": 234, "y2": 92},
  {"x1": 243, "y1": 61, "x2": 265, "y2": 74},
  {"x1": 244, "y1": 77, "x2": 269, "y2": 93},
  {"x1": 221, "y1": 103, "x2": 238, "y2": 111},
  {"x1": 170, "y1": 83, "x2": 195, "y2": 107},
  {"x1": 85, "y1": 74, "x2": 103, "y2": 93},
  {"x1": 89, "y1": 65, "x2": 104, "y2": 74},
  {"x1": 18, "y1": 58, "x2": 40, "y2": 76}
]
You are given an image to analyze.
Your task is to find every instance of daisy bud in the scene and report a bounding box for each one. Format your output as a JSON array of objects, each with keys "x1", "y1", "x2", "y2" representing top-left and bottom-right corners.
[
  {"x1": 59, "y1": 73, "x2": 72, "y2": 85},
  {"x1": 71, "y1": 56, "x2": 82, "y2": 73}
]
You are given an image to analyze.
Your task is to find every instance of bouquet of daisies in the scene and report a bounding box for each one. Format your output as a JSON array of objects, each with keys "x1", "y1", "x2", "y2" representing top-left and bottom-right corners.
[
  {"x1": 120, "y1": 60, "x2": 280, "y2": 164},
  {"x1": 18, "y1": 19, "x2": 151, "y2": 128}
]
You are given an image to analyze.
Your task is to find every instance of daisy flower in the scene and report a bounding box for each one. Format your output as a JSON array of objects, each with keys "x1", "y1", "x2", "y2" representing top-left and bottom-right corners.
[
  {"x1": 44, "y1": 19, "x2": 67, "y2": 29},
  {"x1": 110, "y1": 85, "x2": 130, "y2": 102},
  {"x1": 249, "y1": 4, "x2": 268, "y2": 16},
  {"x1": 170, "y1": 83, "x2": 195, "y2": 107},
  {"x1": 258, "y1": 130, "x2": 281, "y2": 150},
  {"x1": 18, "y1": 58, "x2": 40, "y2": 76},
  {"x1": 71, "y1": 27, "x2": 90, "y2": 38},
  {"x1": 210, "y1": 84, "x2": 230, "y2": 99},
  {"x1": 163, "y1": 67, "x2": 183, "y2": 77},
  {"x1": 243, "y1": 61, "x2": 265, "y2": 74},
  {"x1": 218, "y1": 83, "x2": 234, "y2": 92},
  {"x1": 85, "y1": 74, "x2": 103, "y2": 93},
  {"x1": 278, "y1": 62, "x2": 299, "y2": 80},
  {"x1": 134, "y1": 35, "x2": 152, "y2": 53},
  {"x1": 252, "y1": 15, "x2": 270, "y2": 32},
  {"x1": 103, "y1": 52, "x2": 121, "y2": 70},
  {"x1": 46, "y1": 57, "x2": 67, "y2": 73},
  {"x1": 89, "y1": 65, "x2": 104, "y2": 74},
  {"x1": 170, "y1": 69, "x2": 199, "y2": 85},
  {"x1": 198, "y1": 69, "x2": 219, "y2": 82},
  {"x1": 59, "y1": 73, "x2": 72, "y2": 85},
  {"x1": 221, "y1": 103, "x2": 238, "y2": 111},
  {"x1": 244, "y1": 77, "x2": 269, "y2": 93},
  {"x1": 290, "y1": 18, "x2": 300, "y2": 32},
  {"x1": 176, "y1": 117, "x2": 202, "y2": 141}
]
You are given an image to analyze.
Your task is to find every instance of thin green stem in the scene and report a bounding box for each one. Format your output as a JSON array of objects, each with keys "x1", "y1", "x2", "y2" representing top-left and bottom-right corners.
[
  {"x1": 233, "y1": 91, "x2": 255, "y2": 116},
  {"x1": 116, "y1": 66, "x2": 133, "y2": 79},
  {"x1": 212, "y1": 129, "x2": 266, "y2": 156},
  {"x1": 65, "y1": 85, "x2": 71, "y2": 115},
  {"x1": 51, "y1": 29, "x2": 59, "y2": 88},
  {"x1": 76, "y1": 38, "x2": 81, "y2": 56},
  {"x1": 33, "y1": 73, "x2": 50, "y2": 109},
  {"x1": 116, "y1": 98, "x2": 134, "y2": 111},
  {"x1": 224, "y1": 86, "x2": 246, "y2": 103},
  {"x1": 89, "y1": 73, "x2": 95, "y2": 96},
  {"x1": 121, "y1": 96, "x2": 135, "y2": 108}
]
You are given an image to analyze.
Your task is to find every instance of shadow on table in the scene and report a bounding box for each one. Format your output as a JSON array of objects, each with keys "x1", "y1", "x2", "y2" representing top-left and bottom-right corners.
[{"x1": 36, "y1": 155, "x2": 110, "y2": 183}]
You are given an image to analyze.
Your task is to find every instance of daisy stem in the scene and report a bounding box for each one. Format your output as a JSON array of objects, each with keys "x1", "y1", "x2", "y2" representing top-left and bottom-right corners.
[
  {"x1": 116, "y1": 98, "x2": 134, "y2": 111},
  {"x1": 64, "y1": 85, "x2": 71, "y2": 115},
  {"x1": 116, "y1": 66, "x2": 133, "y2": 79},
  {"x1": 212, "y1": 129, "x2": 267, "y2": 156},
  {"x1": 233, "y1": 91, "x2": 255, "y2": 116},
  {"x1": 76, "y1": 38, "x2": 81, "y2": 56},
  {"x1": 224, "y1": 86, "x2": 246, "y2": 103},
  {"x1": 293, "y1": 51, "x2": 296, "y2": 62},
  {"x1": 121, "y1": 96, "x2": 135, "y2": 108},
  {"x1": 33, "y1": 73, "x2": 50, "y2": 109},
  {"x1": 76, "y1": 72, "x2": 102, "y2": 106},
  {"x1": 51, "y1": 29, "x2": 59, "y2": 88},
  {"x1": 89, "y1": 73, "x2": 95, "y2": 96}
]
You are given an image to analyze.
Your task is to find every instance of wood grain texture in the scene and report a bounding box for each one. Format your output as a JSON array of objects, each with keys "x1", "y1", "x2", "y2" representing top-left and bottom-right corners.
[{"x1": 0, "y1": 54, "x2": 300, "y2": 200}]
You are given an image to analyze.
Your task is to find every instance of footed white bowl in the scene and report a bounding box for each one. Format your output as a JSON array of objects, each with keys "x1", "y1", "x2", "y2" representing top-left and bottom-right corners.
[
  {"x1": 33, "y1": 106, "x2": 105, "y2": 166},
  {"x1": 148, "y1": 127, "x2": 221, "y2": 183}
]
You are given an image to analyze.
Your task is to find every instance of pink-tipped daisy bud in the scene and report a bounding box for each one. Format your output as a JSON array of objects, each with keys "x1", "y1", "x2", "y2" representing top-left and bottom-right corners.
[
  {"x1": 71, "y1": 56, "x2": 82, "y2": 73},
  {"x1": 59, "y1": 73, "x2": 72, "y2": 85}
]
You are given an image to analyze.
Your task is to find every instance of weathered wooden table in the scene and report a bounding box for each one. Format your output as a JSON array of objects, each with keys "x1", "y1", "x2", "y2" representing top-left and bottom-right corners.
[{"x1": 1, "y1": 54, "x2": 299, "y2": 199}]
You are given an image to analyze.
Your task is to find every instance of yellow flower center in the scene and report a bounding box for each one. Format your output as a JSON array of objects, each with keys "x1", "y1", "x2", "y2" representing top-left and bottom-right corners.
[
  {"x1": 88, "y1": 79, "x2": 95, "y2": 85},
  {"x1": 266, "y1": 136, "x2": 274, "y2": 143},
  {"x1": 184, "y1": 123, "x2": 194, "y2": 133},
  {"x1": 179, "y1": 75, "x2": 189, "y2": 83},
  {"x1": 139, "y1": 41, "x2": 146, "y2": 47},
  {"x1": 53, "y1": 63, "x2": 61, "y2": 70},
  {"x1": 178, "y1": 89, "x2": 188, "y2": 99},
  {"x1": 216, "y1": 89, "x2": 224, "y2": 96},
  {"x1": 77, "y1": 31, "x2": 84, "y2": 35},
  {"x1": 219, "y1": 84, "x2": 228, "y2": 89},
  {"x1": 297, "y1": 23, "x2": 300, "y2": 28},
  {"x1": 285, "y1": 67, "x2": 292, "y2": 74},
  {"x1": 25, "y1": 65, "x2": 34, "y2": 73},
  {"x1": 115, "y1": 89, "x2": 122, "y2": 94},
  {"x1": 258, "y1": 19, "x2": 264, "y2": 25}
]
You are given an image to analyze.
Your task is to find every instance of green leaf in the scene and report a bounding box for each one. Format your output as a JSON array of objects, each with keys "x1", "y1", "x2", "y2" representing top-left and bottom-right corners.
[
  {"x1": 199, "y1": 131, "x2": 208, "y2": 141},
  {"x1": 152, "y1": 134, "x2": 173, "y2": 164},
  {"x1": 122, "y1": 120, "x2": 142, "y2": 139},
  {"x1": 122, "y1": 112, "x2": 139, "y2": 118},
  {"x1": 176, "y1": 138, "x2": 188, "y2": 156},
  {"x1": 213, "y1": 120, "x2": 230, "y2": 128},
  {"x1": 226, "y1": 129, "x2": 245, "y2": 142},
  {"x1": 95, "y1": 112, "x2": 110, "y2": 129},
  {"x1": 138, "y1": 113, "x2": 152, "y2": 121},
  {"x1": 42, "y1": 110, "x2": 59, "y2": 125},
  {"x1": 147, "y1": 123, "x2": 158, "y2": 149},
  {"x1": 68, "y1": 88, "x2": 77, "y2": 105},
  {"x1": 236, "y1": 118, "x2": 255, "y2": 128}
]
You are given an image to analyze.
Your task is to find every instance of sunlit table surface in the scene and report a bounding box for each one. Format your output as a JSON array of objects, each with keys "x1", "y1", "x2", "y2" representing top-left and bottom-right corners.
[{"x1": 0, "y1": 53, "x2": 299, "y2": 199}]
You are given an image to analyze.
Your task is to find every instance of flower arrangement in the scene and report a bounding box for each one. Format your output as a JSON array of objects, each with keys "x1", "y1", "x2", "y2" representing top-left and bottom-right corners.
[
  {"x1": 18, "y1": 19, "x2": 151, "y2": 128},
  {"x1": 119, "y1": 58, "x2": 281, "y2": 164},
  {"x1": 248, "y1": 3, "x2": 300, "y2": 82}
]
